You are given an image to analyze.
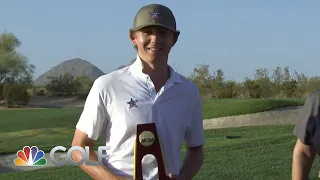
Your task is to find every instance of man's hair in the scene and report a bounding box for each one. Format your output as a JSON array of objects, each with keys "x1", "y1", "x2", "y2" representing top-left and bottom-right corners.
[
  {"x1": 129, "y1": 28, "x2": 179, "y2": 51},
  {"x1": 129, "y1": 29, "x2": 138, "y2": 50}
]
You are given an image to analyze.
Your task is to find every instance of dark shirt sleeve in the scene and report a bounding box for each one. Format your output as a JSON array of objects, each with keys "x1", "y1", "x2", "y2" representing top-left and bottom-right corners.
[{"x1": 294, "y1": 89, "x2": 320, "y2": 150}]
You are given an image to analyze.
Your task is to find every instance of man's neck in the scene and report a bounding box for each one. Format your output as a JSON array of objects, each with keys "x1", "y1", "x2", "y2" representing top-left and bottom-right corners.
[{"x1": 140, "y1": 57, "x2": 170, "y2": 91}]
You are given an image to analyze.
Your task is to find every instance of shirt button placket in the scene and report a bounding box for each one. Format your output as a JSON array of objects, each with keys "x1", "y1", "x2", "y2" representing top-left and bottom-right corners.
[
  {"x1": 146, "y1": 76, "x2": 156, "y2": 102},
  {"x1": 145, "y1": 76, "x2": 153, "y2": 102}
]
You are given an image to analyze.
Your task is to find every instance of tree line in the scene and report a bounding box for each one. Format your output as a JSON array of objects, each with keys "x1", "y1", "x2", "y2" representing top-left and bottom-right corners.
[
  {"x1": 1, "y1": 32, "x2": 319, "y2": 108},
  {"x1": 188, "y1": 65, "x2": 319, "y2": 99}
]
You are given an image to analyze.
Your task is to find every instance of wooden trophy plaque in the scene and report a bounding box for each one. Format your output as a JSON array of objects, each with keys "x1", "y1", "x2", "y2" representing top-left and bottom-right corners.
[{"x1": 134, "y1": 123, "x2": 168, "y2": 180}]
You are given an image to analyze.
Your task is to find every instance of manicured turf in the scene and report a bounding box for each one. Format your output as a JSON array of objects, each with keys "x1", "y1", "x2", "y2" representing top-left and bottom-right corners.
[
  {"x1": 0, "y1": 108, "x2": 82, "y2": 133},
  {"x1": 202, "y1": 98, "x2": 305, "y2": 119},
  {"x1": 0, "y1": 99, "x2": 305, "y2": 154},
  {"x1": 0, "y1": 98, "x2": 311, "y2": 179},
  {"x1": 1, "y1": 125, "x2": 320, "y2": 180},
  {"x1": 0, "y1": 108, "x2": 82, "y2": 154}
]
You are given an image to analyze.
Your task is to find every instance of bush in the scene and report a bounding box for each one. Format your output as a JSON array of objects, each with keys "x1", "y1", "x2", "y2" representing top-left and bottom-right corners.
[
  {"x1": 3, "y1": 83, "x2": 30, "y2": 108},
  {"x1": 76, "y1": 92, "x2": 89, "y2": 100},
  {"x1": 35, "y1": 89, "x2": 45, "y2": 96},
  {"x1": 0, "y1": 83, "x2": 3, "y2": 99}
]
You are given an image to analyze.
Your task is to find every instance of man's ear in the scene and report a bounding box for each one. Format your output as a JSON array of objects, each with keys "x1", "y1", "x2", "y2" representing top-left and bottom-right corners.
[
  {"x1": 171, "y1": 32, "x2": 180, "y2": 47},
  {"x1": 129, "y1": 29, "x2": 137, "y2": 45}
]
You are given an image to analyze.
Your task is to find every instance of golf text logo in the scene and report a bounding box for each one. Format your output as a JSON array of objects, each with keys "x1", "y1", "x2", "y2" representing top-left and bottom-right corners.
[
  {"x1": 14, "y1": 146, "x2": 47, "y2": 166},
  {"x1": 14, "y1": 145, "x2": 110, "y2": 167},
  {"x1": 50, "y1": 146, "x2": 110, "y2": 166}
]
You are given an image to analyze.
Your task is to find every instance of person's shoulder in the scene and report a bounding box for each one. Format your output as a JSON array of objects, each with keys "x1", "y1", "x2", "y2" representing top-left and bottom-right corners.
[
  {"x1": 93, "y1": 66, "x2": 131, "y2": 90},
  {"x1": 304, "y1": 89, "x2": 320, "y2": 105},
  {"x1": 301, "y1": 89, "x2": 320, "y2": 113},
  {"x1": 308, "y1": 89, "x2": 320, "y2": 100},
  {"x1": 175, "y1": 72, "x2": 200, "y2": 95}
]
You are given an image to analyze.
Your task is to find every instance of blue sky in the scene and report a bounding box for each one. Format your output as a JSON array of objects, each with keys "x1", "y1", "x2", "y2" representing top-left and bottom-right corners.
[{"x1": 1, "y1": 0, "x2": 319, "y2": 82}]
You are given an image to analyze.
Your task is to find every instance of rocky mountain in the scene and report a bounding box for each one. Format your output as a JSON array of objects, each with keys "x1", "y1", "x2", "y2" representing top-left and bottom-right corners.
[{"x1": 33, "y1": 58, "x2": 105, "y2": 86}]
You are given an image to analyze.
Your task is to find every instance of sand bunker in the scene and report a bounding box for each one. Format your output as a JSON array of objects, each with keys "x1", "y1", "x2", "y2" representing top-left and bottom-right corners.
[{"x1": 203, "y1": 106, "x2": 302, "y2": 129}]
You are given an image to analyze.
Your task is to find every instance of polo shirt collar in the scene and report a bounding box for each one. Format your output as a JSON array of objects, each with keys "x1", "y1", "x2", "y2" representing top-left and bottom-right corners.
[{"x1": 129, "y1": 54, "x2": 182, "y2": 84}]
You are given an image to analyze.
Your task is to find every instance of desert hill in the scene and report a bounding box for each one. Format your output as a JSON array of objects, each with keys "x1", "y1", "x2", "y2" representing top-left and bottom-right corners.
[{"x1": 33, "y1": 58, "x2": 105, "y2": 86}]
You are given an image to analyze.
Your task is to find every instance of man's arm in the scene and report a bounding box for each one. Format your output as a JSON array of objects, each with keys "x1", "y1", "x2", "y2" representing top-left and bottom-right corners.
[
  {"x1": 179, "y1": 145, "x2": 204, "y2": 180},
  {"x1": 71, "y1": 129, "x2": 126, "y2": 180},
  {"x1": 71, "y1": 78, "x2": 126, "y2": 180},
  {"x1": 292, "y1": 139, "x2": 316, "y2": 180},
  {"x1": 178, "y1": 87, "x2": 204, "y2": 179},
  {"x1": 292, "y1": 89, "x2": 320, "y2": 179}
]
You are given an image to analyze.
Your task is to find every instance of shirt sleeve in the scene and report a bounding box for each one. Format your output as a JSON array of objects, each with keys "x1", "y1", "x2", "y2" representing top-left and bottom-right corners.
[
  {"x1": 184, "y1": 88, "x2": 205, "y2": 147},
  {"x1": 76, "y1": 78, "x2": 109, "y2": 140},
  {"x1": 294, "y1": 89, "x2": 320, "y2": 147}
]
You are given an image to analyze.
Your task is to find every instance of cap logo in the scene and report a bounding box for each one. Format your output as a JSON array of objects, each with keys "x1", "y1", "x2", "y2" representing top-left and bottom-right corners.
[{"x1": 149, "y1": 8, "x2": 161, "y2": 22}]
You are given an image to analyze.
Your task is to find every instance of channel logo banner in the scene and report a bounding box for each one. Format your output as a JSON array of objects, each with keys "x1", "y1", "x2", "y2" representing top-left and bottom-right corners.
[
  {"x1": 14, "y1": 146, "x2": 47, "y2": 166},
  {"x1": 14, "y1": 145, "x2": 110, "y2": 167}
]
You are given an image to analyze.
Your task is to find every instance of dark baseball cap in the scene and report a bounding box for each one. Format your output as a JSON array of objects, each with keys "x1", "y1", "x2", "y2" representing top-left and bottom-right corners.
[{"x1": 131, "y1": 4, "x2": 180, "y2": 35}]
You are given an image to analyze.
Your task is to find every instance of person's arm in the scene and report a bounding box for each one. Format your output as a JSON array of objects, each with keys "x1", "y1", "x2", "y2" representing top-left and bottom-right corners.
[
  {"x1": 179, "y1": 88, "x2": 205, "y2": 179},
  {"x1": 179, "y1": 145, "x2": 204, "y2": 180},
  {"x1": 71, "y1": 78, "x2": 126, "y2": 180},
  {"x1": 292, "y1": 89, "x2": 320, "y2": 180},
  {"x1": 71, "y1": 129, "x2": 126, "y2": 180},
  {"x1": 292, "y1": 139, "x2": 316, "y2": 180}
]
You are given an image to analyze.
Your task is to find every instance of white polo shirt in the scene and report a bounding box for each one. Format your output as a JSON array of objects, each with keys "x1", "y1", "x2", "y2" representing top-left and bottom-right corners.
[{"x1": 76, "y1": 55, "x2": 204, "y2": 180}]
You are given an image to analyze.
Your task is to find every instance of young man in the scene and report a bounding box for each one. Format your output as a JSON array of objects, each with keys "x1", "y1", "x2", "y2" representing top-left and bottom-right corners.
[
  {"x1": 292, "y1": 89, "x2": 320, "y2": 179},
  {"x1": 71, "y1": 4, "x2": 204, "y2": 180}
]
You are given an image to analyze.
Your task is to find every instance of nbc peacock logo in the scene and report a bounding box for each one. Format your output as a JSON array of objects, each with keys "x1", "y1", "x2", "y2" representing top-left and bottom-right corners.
[{"x1": 14, "y1": 146, "x2": 47, "y2": 166}]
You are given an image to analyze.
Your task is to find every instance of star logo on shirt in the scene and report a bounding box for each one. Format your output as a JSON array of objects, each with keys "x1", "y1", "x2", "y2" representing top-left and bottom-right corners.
[
  {"x1": 149, "y1": 8, "x2": 161, "y2": 21},
  {"x1": 127, "y1": 98, "x2": 138, "y2": 109}
]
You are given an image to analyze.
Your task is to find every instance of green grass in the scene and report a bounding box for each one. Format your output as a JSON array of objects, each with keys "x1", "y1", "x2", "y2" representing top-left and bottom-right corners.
[
  {"x1": 0, "y1": 108, "x2": 82, "y2": 133},
  {"x1": 0, "y1": 108, "x2": 83, "y2": 154},
  {"x1": 0, "y1": 99, "x2": 305, "y2": 154},
  {"x1": 0, "y1": 98, "x2": 312, "y2": 179},
  {"x1": 202, "y1": 98, "x2": 305, "y2": 119},
  {"x1": 1, "y1": 125, "x2": 320, "y2": 180}
]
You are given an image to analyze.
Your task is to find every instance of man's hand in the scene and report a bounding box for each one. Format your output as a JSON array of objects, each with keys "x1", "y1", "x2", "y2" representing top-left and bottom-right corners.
[{"x1": 168, "y1": 173, "x2": 188, "y2": 180}]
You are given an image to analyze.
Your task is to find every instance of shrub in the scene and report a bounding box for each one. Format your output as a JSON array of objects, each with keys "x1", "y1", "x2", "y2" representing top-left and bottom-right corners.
[
  {"x1": 3, "y1": 83, "x2": 30, "y2": 108},
  {"x1": 0, "y1": 83, "x2": 3, "y2": 99}
]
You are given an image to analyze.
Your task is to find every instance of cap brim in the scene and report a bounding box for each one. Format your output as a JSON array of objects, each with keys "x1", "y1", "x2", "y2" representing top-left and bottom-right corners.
[{"x1": 132, "y1": 24, "x2": 180, "y2": 35}]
